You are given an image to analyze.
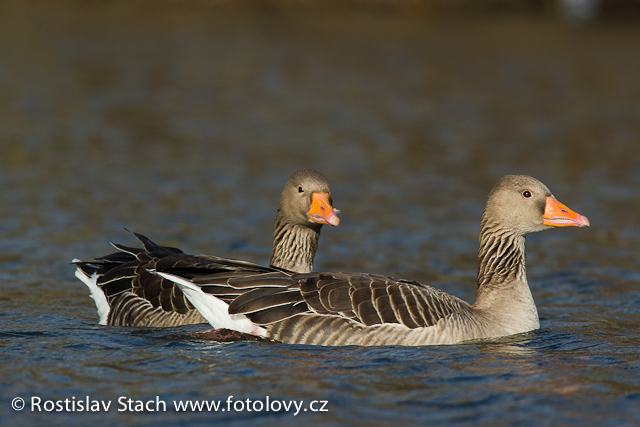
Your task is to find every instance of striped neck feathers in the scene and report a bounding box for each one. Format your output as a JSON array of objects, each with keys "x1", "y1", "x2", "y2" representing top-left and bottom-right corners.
[
  {"x1": 270, "y1": 218, "x2": 320, "y2": 273},
  {"x1": 476, "y1": 218, "x2": 527, "y2": 292},
  {"x1": 474, "y1": 217, "x2": 539, "y2": 332}
]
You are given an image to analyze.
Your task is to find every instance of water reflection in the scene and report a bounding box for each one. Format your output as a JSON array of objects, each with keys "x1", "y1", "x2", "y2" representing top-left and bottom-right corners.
[{"x1": 472, "y1": 334, "x2": 540, "y2": 357}]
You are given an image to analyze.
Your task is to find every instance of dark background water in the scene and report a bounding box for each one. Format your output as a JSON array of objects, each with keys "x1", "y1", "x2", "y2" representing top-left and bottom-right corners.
[{"x1": 1, "y1": 1, "x2": 639, "y2": 425}]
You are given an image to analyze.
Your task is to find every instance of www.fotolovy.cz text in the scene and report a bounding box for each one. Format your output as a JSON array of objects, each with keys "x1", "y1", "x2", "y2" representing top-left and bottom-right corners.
[{"x1": 21, "y1": 395, "x2": 328, "y2": 416}]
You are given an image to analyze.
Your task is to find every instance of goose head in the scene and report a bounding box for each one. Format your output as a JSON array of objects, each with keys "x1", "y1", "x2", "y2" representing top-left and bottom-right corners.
[
  {"x1": 482, "y1": 175, "x2": 590, "y2": 236},
  {"x1": 276, "y1": 169, "x2": 340, "y2": 229}
]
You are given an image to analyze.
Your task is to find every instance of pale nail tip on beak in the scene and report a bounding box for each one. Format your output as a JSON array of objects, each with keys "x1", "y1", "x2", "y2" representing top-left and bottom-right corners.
[{"x1": 579, "y1": 215, "x2": 590, "y2": 227}]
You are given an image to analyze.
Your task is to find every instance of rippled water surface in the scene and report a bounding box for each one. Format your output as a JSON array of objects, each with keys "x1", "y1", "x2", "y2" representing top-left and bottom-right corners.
[{"x1": 1, "y1": 2, "x2": 639, "y2": 425}]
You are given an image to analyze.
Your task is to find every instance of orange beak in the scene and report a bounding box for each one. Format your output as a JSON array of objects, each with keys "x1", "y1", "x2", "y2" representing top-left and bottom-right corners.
[
  {"x1": 308, "y1": 193, "x2": 340, "y2": 226},
  {"x1": 542, "y1": 197, "x2": 590, "y2": 227}
]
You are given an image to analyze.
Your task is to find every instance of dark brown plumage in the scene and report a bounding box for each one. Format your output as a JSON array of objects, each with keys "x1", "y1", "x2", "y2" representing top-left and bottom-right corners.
[{"x1": 74, "y1": 169, "x2": 339, "y2": 327}]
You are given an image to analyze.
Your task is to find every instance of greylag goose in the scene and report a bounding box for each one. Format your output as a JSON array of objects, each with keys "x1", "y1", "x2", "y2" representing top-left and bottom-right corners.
[
  {"x1": 154, "y1": 175, "x2": 589, "y2": 346},
  {"x1": 73, "y1": 169, "x2": 340, "y2": 327}
]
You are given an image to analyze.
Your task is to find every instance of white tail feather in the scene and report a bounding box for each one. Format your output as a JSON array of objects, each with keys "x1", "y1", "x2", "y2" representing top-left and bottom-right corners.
[
  {"x1": 153, "y1": 271, "x2": 267, "y2": 337},
  {"x1": 74, "y1": 267, "x2": 110, "y2": 325}
]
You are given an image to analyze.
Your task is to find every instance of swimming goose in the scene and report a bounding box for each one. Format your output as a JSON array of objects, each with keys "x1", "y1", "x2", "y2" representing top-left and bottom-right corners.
[
  {"x1": 155, "y1": 175, "x2": 589, "y2": 346},
  {"x1": 73, "y1": 169, "x2": 340, "y2": 327}
]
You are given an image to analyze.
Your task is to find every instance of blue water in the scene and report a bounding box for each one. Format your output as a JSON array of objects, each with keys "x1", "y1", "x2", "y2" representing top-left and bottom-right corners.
[
  {"x1": 2, "y1": 312, "x2": 639, "y2": 425},
  {"x1": 1, "y1": 2, "x2": 639, "y2": 426}
]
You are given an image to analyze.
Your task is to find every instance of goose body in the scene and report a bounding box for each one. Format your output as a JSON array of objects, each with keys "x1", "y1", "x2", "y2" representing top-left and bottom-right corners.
[
  {"x1": 74, "y1": 169, "x2": 340, "y2": 327},
  {"x1": 157, "y1": 175, "x2": 589, "y2": 346}
]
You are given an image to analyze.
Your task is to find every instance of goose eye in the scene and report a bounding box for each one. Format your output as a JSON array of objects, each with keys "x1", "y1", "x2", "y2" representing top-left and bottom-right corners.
[
  {"x1": 522, "y1": 190, "x2": 532, "y2": 198},
  {"x1": 298, "y1": 185, "x2": 304, "y2": 193}
]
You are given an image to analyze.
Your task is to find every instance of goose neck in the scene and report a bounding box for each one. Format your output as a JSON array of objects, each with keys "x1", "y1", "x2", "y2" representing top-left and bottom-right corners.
[
  {"x1": 270, "y1": 219, "x2": 320, "y2": 273},
  {"x1": 476, "y1": 221, "x2": 527, "y2": 292}
]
